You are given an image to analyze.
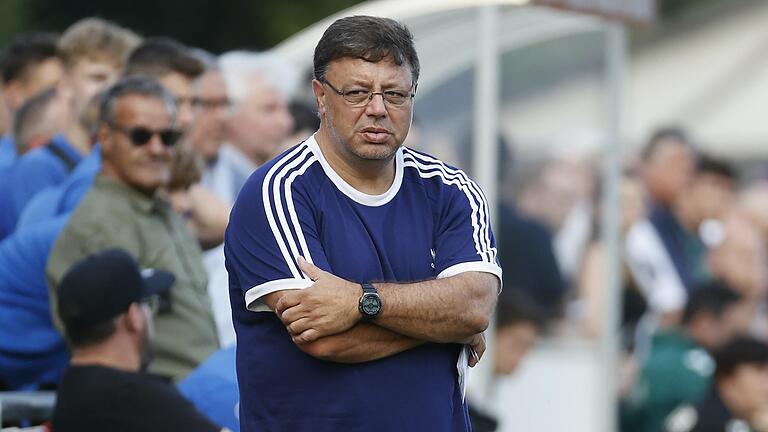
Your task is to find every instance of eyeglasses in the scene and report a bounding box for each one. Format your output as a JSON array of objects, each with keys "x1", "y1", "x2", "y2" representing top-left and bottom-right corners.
[
  {"x1": 192, "y1": 97, "x2": 231, "y2": 110},
  {"x1": 107, "y1": 122, "x2": 183, "y2": 147},
  {"x1": 322, "y1": 79, "x2": 415, "y2": 107}
]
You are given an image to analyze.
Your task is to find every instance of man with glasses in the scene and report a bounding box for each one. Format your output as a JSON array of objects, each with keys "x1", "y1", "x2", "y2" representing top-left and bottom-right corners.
[
  {"x1": 52, "y1": 248, "x2": 224, "y2": 432},
  {"x1": 47, "y1": 75, "x2": 220, "y2": 382},
  {"x1": 225, "y1": 16, "x2": 501, "y2": 431}
]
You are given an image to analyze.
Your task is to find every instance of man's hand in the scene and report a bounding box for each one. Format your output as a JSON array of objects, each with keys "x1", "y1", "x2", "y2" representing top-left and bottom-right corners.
[
  {"x1": 275, "y1": 257, "x2": 360, "y2": 344},
  {"x1": 464, "y1": 333, "x2": 486, "y2": 368}
]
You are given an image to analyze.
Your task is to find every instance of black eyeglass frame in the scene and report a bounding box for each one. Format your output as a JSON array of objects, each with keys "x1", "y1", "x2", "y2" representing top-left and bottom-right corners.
[{"x1": 321, "y1": 79, "x2": 416, "y2": 107}]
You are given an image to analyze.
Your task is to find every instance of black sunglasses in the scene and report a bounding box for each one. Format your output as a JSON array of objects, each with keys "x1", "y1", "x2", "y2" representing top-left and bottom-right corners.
[{"x1": 107, "y1": 122, "x2": 183, "y2": 147}]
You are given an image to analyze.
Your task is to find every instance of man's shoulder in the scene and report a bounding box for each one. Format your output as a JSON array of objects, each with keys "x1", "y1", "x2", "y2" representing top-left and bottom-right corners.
[
  {"x1": 401, "y1": 147, "x2": 478, "y2": 193},
  {"x1": 239, "y1": 142, "x2": 322, "y2": 199}
]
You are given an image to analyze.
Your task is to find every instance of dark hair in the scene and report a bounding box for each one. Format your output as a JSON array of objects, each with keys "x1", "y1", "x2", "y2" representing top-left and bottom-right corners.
[
  {"x1": 124, "y1": 37, "x2": 204, "y2": 80},
  {"x1": 62, "y1": 315, "x2": 118, "y2": 348},
  {"x1": 682, "y1": 281, "x2": 741, "y2": 325},
  {"x1": 98, "y1": 75, "x2": 177, "y2": 126},
  {"x1": 313, "y1": 16, "x2": 420, "y2": 84},
  {"x1": 496, "y1": 293, "x2": 545, "y2": 330},
  {"x1": 714, "y1": 337, "x2": 768, "y2": 381},
  {"x1": 289, "y1": 101, "x2": 320, "y2": 134},
  {"x1": 0, "y1": 32, "x2": 60, "y2": 83},
  {"x1": 12, "y1": 86, "x2": 57, "y2": 152},
  {"x1": 641, "y1": 126, "x2": 692, "y2": 161},
  {"x1": 696, "y1": 154, "x2": 736, "y2": 180}
]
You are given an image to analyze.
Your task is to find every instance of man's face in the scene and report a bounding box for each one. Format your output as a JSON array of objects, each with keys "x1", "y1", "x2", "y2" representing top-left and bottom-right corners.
[
  {"x1": 724, "y1": 363, "x2": 768, "y2": 419},
  {"x1": 2, "y1": 57, "x2": 64, "y2": 113},
  {"x1": 227, "y1": 75, "x2": 293, "y2": 165},
  {"x1": 690, "y1": 173, "x2": 734, "y2": 222},
  {"x1": 643, "y1": 140, "x2": 695, "y2": 206},
  {"x1": 188, "y1": 70, "x2": 229, "y2": 161},
  {"x1": 66, "y1": 58, "x2": 121, "y2": 124},
  {"x1": 158, "y1": 71, "x2": 194, "y2": 131},
  {"x1": 99, "y1": 94, "x2": 176, "y2": 195},
  {"x1": 314, "y1": 57, "x2": 414, "y2": 163},
  {"x1": 494, "y1": 322, "x2": 538, "y2": 375},
  {"x1": 710, "y1": 214, "x2": 768, "y2": 299}
]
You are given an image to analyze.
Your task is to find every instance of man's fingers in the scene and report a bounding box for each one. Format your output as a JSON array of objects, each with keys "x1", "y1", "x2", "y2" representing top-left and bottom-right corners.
[
  {"x1": 297, "y1": 256, "x2": 323, "y2": 281},
  {"x1": 287, "y1": 318, "x2": 312, "y2": 336},
  {"x1": 275, "y1": 292, "x2": 301, "y2": 316},
  {"x1": 292, "y1": 328, "x2": 320, "y2": 344}
]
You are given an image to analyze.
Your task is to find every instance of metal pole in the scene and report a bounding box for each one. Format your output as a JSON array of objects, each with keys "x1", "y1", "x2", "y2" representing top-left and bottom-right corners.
[
  {"x1": 597, "y1": 21, "x2": 626, "y2": 432},
  {"x1": 472, "y1": 3, "x2": 500, "y2": 409}
]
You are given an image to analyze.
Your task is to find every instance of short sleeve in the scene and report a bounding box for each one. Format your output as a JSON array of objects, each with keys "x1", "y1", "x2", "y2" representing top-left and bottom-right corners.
[
  {"x1": 625, "y1": 220, "x2": 687, "y2": 313},
  {"x1": 224, "y1": 150, "x2": 329, "y2": 312},
  {"x1": 432, "y1": 170, "x2": 502, "y2": 289}
]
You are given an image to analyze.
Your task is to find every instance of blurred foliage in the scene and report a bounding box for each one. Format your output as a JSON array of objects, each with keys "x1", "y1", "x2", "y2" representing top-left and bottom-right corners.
[
  {"x1": 0, "y1": 0, "x2": 736, "y2": 52},
  {"x1": 0, "y1": 0, "x2": 363, "y2": 52}
]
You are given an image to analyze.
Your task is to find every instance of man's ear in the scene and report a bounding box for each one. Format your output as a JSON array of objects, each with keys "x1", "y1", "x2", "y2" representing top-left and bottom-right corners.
[
  {"x1": 311, "y1": 79, "x2": 326, "y2": 116},
  {"x1": 125, "y1": 303, "x2": 146, "y2": 334}
]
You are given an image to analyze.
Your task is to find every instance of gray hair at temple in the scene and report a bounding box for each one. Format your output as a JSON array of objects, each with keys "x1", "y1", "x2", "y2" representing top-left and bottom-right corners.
[
  {"x1": 313, "y1": 15, "x2": 420, "y2": 85},
  {"x1": 98, "y1": 75, "x2": 177, "y2": 126}
]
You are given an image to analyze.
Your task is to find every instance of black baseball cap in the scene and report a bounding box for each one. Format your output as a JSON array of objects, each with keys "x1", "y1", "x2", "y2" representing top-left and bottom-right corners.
[{"x1": 58, "y1": 249, "x2": 175, "y2": 330}]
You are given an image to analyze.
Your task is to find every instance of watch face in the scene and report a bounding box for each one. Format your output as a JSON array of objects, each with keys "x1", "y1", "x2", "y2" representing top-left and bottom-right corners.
[{"x1": 361, "y1": 294, "x2": 382, "y2": 316}]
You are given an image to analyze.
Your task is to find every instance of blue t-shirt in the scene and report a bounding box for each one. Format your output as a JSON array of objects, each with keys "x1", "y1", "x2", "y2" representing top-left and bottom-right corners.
[
  {"x1": 0, "y1": 216, "x2": 70, "y2": 389},
  {"x1": 178, "y1": 346, "x2": 240, "y2": 432},
  {"x1": 17, "y1": 145, "x2": 101, "y2": 228},
  {"x1": 0, "y1": 134, "x2": 16, "y2": 169},
  {"x1": 0, "y1": 134, "x2": 82, "y2": 238},
  {"x1": 224, "y1": 135, "x2": 501, "y2": 432}
]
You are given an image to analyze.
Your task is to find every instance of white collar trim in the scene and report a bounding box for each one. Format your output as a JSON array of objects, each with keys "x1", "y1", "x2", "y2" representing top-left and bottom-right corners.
[{"x1": 306, "y1": 133, "x2": 403, "y2": 207}]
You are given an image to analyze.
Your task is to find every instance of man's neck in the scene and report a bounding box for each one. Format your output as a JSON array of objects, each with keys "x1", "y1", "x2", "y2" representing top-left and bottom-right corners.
[
  {"x1": 316, "y1": 127, "x2": 396, "y2": 196},
  {"x1": 70, "y1": 344, "x2": 140, "y2": 373},
  {"x1": 64, "y1": 121, "x2": 92, "y2": 156}
]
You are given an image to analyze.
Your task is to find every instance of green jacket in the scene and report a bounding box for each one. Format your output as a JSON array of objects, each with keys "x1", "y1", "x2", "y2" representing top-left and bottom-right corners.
[
  {"x1": 626, "y1": 329, "x2": 714, "y2": 432},
  {"x1": 47, "y1": 175, "x2": 219, "y2": 380}
]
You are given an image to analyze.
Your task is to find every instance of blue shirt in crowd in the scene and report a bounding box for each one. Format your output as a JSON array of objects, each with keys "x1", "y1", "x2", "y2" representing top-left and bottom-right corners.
[
  {"x1": 0, "y1": 134, "x2": 16, "y2": 169},
  {"x1": 0, "y1": 216, "x2": 70, "y2": 389},
  {"x1": 224, "y1": 135, "x2": 501, "y2": 432},
  {"x1": 178, "y1": 346, "x2": 240, "y2": 432},
  {"x1": 0, "y1": 134, "x2": 83, "y2": 239}
]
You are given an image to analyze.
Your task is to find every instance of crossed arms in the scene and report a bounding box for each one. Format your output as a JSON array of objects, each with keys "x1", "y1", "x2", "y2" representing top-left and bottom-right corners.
[{"x1": 263, "y1": 257, "x2": 498, "y2": 365}]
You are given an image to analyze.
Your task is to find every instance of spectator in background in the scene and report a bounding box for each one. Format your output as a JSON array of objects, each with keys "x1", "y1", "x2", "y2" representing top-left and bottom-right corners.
[
  {"x1": 0, "y1": 32, "x2": 63, "y2": 168},
  {"x1": 468, "y1": 297, "x2": 542, "y2": 432},
  {"x1": 626, "y1": 127, "x2": 698, "y2": 326},
  {"x1": 46, "y1": 75, "x2": 219, "y2": 381},
  {"x1": 626, "y1": 282, "x2": 747, "y2": 432},
  {"x1": 215, "y1": 51, "x2": 297, "y2": 203},
  {"x1": 12, "y1": 87, "x2": 69, "y2": 155},
  {"x1": 188, "y1": 66, "x2": 231, "y2": 187},
  {"x1": 125, "y1": 37, "x2": 204, "y2": 131},
  {"x1": 665, "y1": 337, "x2": 768, "y2": 432},
  {"x1": 52, "y1": 249, "x2": 224, "y2": 432},
  {"x1": 0, "y1": 19, "x2": 139, "y2": 238},
  {"x1": 285, "y1": 100, "x2": 320, "y2": 147}
]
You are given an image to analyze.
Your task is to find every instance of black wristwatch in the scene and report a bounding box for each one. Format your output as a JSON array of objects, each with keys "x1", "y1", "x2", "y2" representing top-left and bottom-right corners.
[{"x1": 358, "y1": 282, "x2": 382, "y2": 321}]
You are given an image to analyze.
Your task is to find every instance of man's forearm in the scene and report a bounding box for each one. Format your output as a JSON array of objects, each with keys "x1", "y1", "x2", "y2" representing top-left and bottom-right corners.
[
  {"x1": 294, "y1": 323, "x2": 423, "y2": 363},
  {"x1": 372, "y1": 272, "x2": 498, "y2": 343}
]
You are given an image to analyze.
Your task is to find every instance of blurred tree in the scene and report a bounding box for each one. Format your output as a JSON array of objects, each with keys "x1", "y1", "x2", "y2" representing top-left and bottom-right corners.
[{"x1": 0, "y1": 0, "x2": 363, "y2": 52}]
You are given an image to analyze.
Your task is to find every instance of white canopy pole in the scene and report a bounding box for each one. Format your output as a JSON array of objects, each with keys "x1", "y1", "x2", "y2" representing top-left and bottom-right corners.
[
  {"x1": 597, "y1": 21, "x2": 627, "y2": 432},
  {"x1": 471, "y1": 3, "x2": 501, "y2": 408}
]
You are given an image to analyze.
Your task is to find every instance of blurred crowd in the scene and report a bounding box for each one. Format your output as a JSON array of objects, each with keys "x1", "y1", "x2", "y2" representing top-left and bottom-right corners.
[{"x1": 2, "y1": 15, "x2": 768, "y2": 432}]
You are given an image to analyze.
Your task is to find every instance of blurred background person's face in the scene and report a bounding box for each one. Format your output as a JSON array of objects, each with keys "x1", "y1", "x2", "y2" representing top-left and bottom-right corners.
[
  {"x1": 642, "y1": 140, "x2": 695, "y2": 207},
  {"x1": 158, "y1": 71, "x2": 195, "y2": 131},
  {"x1": 721, "y1": 363, "x2": 768, "y2": 424},
  {"x1": 188, "y1": 70, "x2": 229, "y2": 162},
  {"x1": 99, "y1": 94, "x2": 177, "y2": 195},
  {"x1": 689, "y1": 171, "x2": 735, "y2": 223},
  {"x1": 66, "y1": 57, "x2": 121, "y2": 128},
  {"x1": 709, "y1": 212, "x2": 768, "y2": 300},
  {"x1": 227, "y1": 75, "x2": 293, "y2": 165},
  {"x1": 2, "y1": 57, "x2": 64, "y2": 115}
]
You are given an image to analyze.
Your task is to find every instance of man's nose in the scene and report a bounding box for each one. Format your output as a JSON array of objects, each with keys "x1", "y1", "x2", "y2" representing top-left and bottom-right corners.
[{"x1": 364, "y1": 93, "x2": 387, "y2": 117}]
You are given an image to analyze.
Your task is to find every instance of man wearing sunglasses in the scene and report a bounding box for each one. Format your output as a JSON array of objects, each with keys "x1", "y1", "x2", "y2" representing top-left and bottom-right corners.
[
  {"x1": 225, "y1": 16, "x2": 501, "y2": 432},
  {"x1": 46, "y1": 75, "x2": 220, "y2": 382}
]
